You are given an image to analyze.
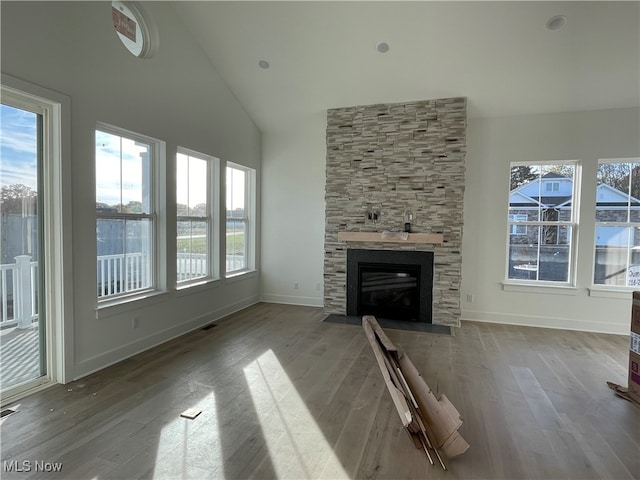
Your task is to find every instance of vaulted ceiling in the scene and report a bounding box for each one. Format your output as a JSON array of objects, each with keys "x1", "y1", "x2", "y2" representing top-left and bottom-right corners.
[{"x1": 174, "y1": 1, "x2": 640, "y2": 133}]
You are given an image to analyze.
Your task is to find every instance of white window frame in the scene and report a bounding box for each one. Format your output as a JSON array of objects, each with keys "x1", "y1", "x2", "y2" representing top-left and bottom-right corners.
[
  {"x1": 505, "y1": 161, "x2": 580, "y2": 286},
  {"x1": 95, "y1": 123, "x2": 164, "y2": 303},
  {"x1": 176, "y1": 147, "x2": 219, "y2": 286},
  {"x1": 225, "y1": 162, "x2": 256, "y2": 276},
  {"x1": 592, "y1": 158, "x2": 640, "y2": 290}
]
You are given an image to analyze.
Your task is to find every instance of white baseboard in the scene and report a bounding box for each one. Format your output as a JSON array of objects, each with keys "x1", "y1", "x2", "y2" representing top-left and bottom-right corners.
[
  {"x1": 74, "y1": 295, "x2": 260, "y2": 379},
  {"x1": 260, "y1": 293, "x2": 323, "y2": 307},
  {"x1": 461, "y1": 309, "x2": 629, "y2": 336}
]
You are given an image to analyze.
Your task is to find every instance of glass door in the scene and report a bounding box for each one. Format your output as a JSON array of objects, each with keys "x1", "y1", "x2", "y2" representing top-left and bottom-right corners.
[{"x1": 0, "y1": 100, "x2": 46, "y2": 393}]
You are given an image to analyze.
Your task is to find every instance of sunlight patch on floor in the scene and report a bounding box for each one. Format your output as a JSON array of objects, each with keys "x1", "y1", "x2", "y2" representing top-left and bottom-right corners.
[
  {"x1": 153, "y1": 391, "x2": 223, "y2": 479},
  {"x1": 243, "y1": 349, "x2": 349, "y2": 479}
]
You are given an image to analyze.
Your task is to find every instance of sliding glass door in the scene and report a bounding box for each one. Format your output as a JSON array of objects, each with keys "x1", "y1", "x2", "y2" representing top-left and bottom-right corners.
[{"x1": 0, "y1": 99, "x2": 46, "y2": 393}]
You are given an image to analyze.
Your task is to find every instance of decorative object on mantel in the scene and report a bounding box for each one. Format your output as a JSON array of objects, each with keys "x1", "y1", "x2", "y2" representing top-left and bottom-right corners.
[
  {"x1": 337, "y1": 231, "x2": 444, "y2": 244},
  {"x1": 404, "y1": 211, "x2": 414, "y2": 233}
]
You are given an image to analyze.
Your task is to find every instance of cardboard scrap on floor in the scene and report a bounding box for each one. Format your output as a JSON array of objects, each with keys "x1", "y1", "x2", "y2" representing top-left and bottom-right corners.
[
  {"x1": 606, "y1": 381, "x2": 638, "y2": 405},
  {"x1": 362, "y1": 315, "x2": 469, "y2": 470}
]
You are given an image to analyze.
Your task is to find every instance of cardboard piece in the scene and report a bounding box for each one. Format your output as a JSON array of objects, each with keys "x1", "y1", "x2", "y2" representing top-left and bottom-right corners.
[
  {"x1": 629, "y1": 293, "x2": 640, "y2": 403},
  {"x1": 362, "y1": 315, "x2": 469, "y2": 468},
  {"x1": 180, "y1": 408, "x2": 202, "y2": 420}
]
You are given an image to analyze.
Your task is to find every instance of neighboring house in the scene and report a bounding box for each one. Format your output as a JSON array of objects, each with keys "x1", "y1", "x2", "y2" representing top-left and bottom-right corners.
[
  {"x1": 509, "y1": 172, "x2": 640, "y2": 246},
  {"x1": 507, "y1": 172, "x2": 640, "y2": 284}
]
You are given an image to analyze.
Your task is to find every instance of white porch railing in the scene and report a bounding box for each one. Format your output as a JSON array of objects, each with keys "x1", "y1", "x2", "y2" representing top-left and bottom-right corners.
[
  {"x1": 97, "y1": 252, "x2": 153, "y2": 298},
  {"x1": 1, "y1": 252, "x2": 246, "y2": 326},
  {"x1": 0, "y1": 256, "x2": 38, "y2": 329}
]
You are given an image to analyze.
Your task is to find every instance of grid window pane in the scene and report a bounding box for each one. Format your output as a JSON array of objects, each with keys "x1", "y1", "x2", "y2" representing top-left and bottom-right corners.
[
  {"x1": 177, "y1": 220, "x2": 208, "y2": 282},
  {"x1": 96, "y1": 130, "x2": 151, "y2": 214},
  {"x1": 97, "y1": 218, "x2": 152, "y2": 297},
  {"x1": 508, "y1": 226, "x2": 571, "y2": 282},
  {"x1": 226, "y1": 219, "x2": 246, "y2": 272},
  {"x1": 508, "y1": 162, "x2": 576, "y2": 284}
]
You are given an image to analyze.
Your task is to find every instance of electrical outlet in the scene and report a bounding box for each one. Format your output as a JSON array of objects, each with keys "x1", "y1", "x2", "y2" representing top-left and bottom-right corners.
[
  {"x1": 466, "y1": 294, "x2": 474, "y2": 303},
  {"x1": 293, "y1": 282, "x2": 299, "y2": 290},
  {"x1": 315, "y1": 283, "x2": 322, "y2": 291},
  {"x1": 132, "y1": 316, "x2": 139, "y2": 328}
]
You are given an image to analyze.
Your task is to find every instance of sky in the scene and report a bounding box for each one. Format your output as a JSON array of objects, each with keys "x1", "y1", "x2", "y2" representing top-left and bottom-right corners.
[
  {"x1": 2, "y1": 103, "x2": 245, "y2": 209},
  {"x1": 0, "y1": 104, "x2": 38, "y2": 190}
]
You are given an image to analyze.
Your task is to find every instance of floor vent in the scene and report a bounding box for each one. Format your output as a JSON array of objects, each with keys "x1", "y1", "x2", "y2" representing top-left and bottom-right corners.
[
  {"x1": 1, "y1": 408, "x2": 17, "y2": 418},
  {"x1": 201, "y1": 323, "x2": 218, "y2": 331}
]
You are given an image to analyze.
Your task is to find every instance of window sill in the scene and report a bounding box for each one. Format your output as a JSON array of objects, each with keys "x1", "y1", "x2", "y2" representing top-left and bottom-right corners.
[
  {"x1": 501, "y1": 282, "x2": 578, "y2": 296},
  {"x1": 176, "y1": 278, "x2": 221, "y2": 297},
  {"x1": 587, "y1": 287, "x2": 635, "y2": 300},
  {"x1": 225, "y1": 270, "x2": 257, "y2": 284},
  {"x1": 95, "y1": 290, "x2": 170, "y2": 319}
]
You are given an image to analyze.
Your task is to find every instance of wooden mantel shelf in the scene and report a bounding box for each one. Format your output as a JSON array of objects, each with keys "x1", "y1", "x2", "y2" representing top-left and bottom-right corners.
[{"x1": 337, "y1": 231, "x2": 444, "y2": 245}]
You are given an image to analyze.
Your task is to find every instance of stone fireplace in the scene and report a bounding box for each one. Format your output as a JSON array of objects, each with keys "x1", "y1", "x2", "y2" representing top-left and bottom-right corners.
[{"x1": 324, "y1": 97, "x2": 466, "y2": 326}]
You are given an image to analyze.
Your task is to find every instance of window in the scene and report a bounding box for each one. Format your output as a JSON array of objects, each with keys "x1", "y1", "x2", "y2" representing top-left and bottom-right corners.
[
  {"x1": 508, "y1": 214, "x2": 528, "y2": 235},
  {"x1": 176, "y1": 148, "x2": 218, "y2": 284},
  {"x1": 507, "y1": 163, "x2": 579, "y2": 284},
  {"x1": 545, "y1": 181, "x2": 560, "y2": 192},
  {"x1": 226, "y1": 163, "x2": 255, "y2": 274},
  {"x1": 96, "y1": 125, "x2": 158, "y2": 299},
  {"x1": 593, "y1": 159, "x2": 640, "y2": 288}
]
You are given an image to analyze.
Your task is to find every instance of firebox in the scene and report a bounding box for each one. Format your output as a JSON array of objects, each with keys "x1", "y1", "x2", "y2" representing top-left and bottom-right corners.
[{"x1": 346, "y1": 249, "x2": 434, "y2": 323}]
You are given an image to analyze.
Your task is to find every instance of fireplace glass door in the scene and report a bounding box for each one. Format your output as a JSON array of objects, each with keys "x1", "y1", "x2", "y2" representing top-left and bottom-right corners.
[{"x1": 359, "y1": 264, "x2": 420, "y2": 321}]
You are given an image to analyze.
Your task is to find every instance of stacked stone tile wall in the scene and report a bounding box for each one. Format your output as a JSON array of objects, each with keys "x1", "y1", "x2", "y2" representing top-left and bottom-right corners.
[{"x1": 324, "y1": 97, "x2": 466, "y2": 326}]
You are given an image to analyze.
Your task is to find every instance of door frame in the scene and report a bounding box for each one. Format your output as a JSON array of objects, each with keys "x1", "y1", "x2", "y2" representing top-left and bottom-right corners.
[{"x1": 1, "y1": 75, "x2": 73, "y2": 405}]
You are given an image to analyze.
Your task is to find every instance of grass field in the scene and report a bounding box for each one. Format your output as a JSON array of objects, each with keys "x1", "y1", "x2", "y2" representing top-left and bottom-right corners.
[{"x1": 177, "y1": 234, "x2": 244, "y2": 255}]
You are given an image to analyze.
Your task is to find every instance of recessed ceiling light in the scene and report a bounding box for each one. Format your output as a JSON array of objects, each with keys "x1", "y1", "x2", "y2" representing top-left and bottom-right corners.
[
  {"x1": 546, "y1": 15, "x2": 567, "y2": 31},
  {"x1": 376, "y1": 42, "x2": 390, "y2": 53},
  {"x1": 258, "y1": 60, "x2": 270, "y2": 69}
]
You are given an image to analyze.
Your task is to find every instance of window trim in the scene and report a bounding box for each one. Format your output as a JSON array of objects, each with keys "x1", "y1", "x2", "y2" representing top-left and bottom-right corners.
[
  {"x1": 505, "y1": 161, "x2": 581, "y2": 287},
  {"x1": 1, "y1": 74, "x2": 73, "y2": 390},
  {"x1": 95, "y1": 122, "x2": 164, "y2": 304},
  {"x1": 176, "y1": 146, "x2": 220, "y2": 286}
]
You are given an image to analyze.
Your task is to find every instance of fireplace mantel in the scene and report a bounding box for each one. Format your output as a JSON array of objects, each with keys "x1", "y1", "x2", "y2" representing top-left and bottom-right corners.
[{"x1": 337, "y1": 231, "x2": 444, "y2": 245}]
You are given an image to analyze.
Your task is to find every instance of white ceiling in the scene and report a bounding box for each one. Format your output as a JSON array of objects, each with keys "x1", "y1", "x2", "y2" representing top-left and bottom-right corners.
[{"x1": 174, "y1": 1, "x2": 640, "y2": 133}]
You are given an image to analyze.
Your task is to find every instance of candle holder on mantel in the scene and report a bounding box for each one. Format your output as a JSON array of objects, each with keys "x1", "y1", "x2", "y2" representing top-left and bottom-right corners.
[{"x1": 404, "y1": 211, "x2": 414, "y2": 233}]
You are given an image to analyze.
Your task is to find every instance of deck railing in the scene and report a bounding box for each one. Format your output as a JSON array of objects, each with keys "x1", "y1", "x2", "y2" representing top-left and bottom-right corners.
[
  {"x1": 0, "y1": 256, "x2": 38, "y2": 328},
  {"x1": 1, "y1": 252, "x2": 246, "y2": 327}
]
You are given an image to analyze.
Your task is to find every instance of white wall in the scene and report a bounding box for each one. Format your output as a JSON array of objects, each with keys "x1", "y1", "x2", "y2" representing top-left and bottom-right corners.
[
  {"x1": 1, "y1": 2, "x2": 261, "y2": 379},
  {"x1": 261, "y1": 113, "x2": 326, "y2": 306},
  {"x1": 262, "y1": 107, "x2": 640, "y2": 334},
  {"x1": 462, "y1": 107, "x2": 640, "y2": 334}
]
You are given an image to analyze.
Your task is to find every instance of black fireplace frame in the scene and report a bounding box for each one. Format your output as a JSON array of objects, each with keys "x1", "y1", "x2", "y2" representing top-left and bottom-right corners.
[{"x1": 346, "y1": 249, "x2": 434, "y2": 323}]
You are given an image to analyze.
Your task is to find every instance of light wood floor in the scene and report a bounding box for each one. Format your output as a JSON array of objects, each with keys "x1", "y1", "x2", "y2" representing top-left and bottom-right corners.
[{"x1": 1, "y1": 303, "x2": 638, "y2": 479}]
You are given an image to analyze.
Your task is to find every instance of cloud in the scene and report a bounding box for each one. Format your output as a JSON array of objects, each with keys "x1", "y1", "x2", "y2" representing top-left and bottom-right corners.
[{"x1": 1, "y1": 104, "x2": 38, "y2": 189}]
